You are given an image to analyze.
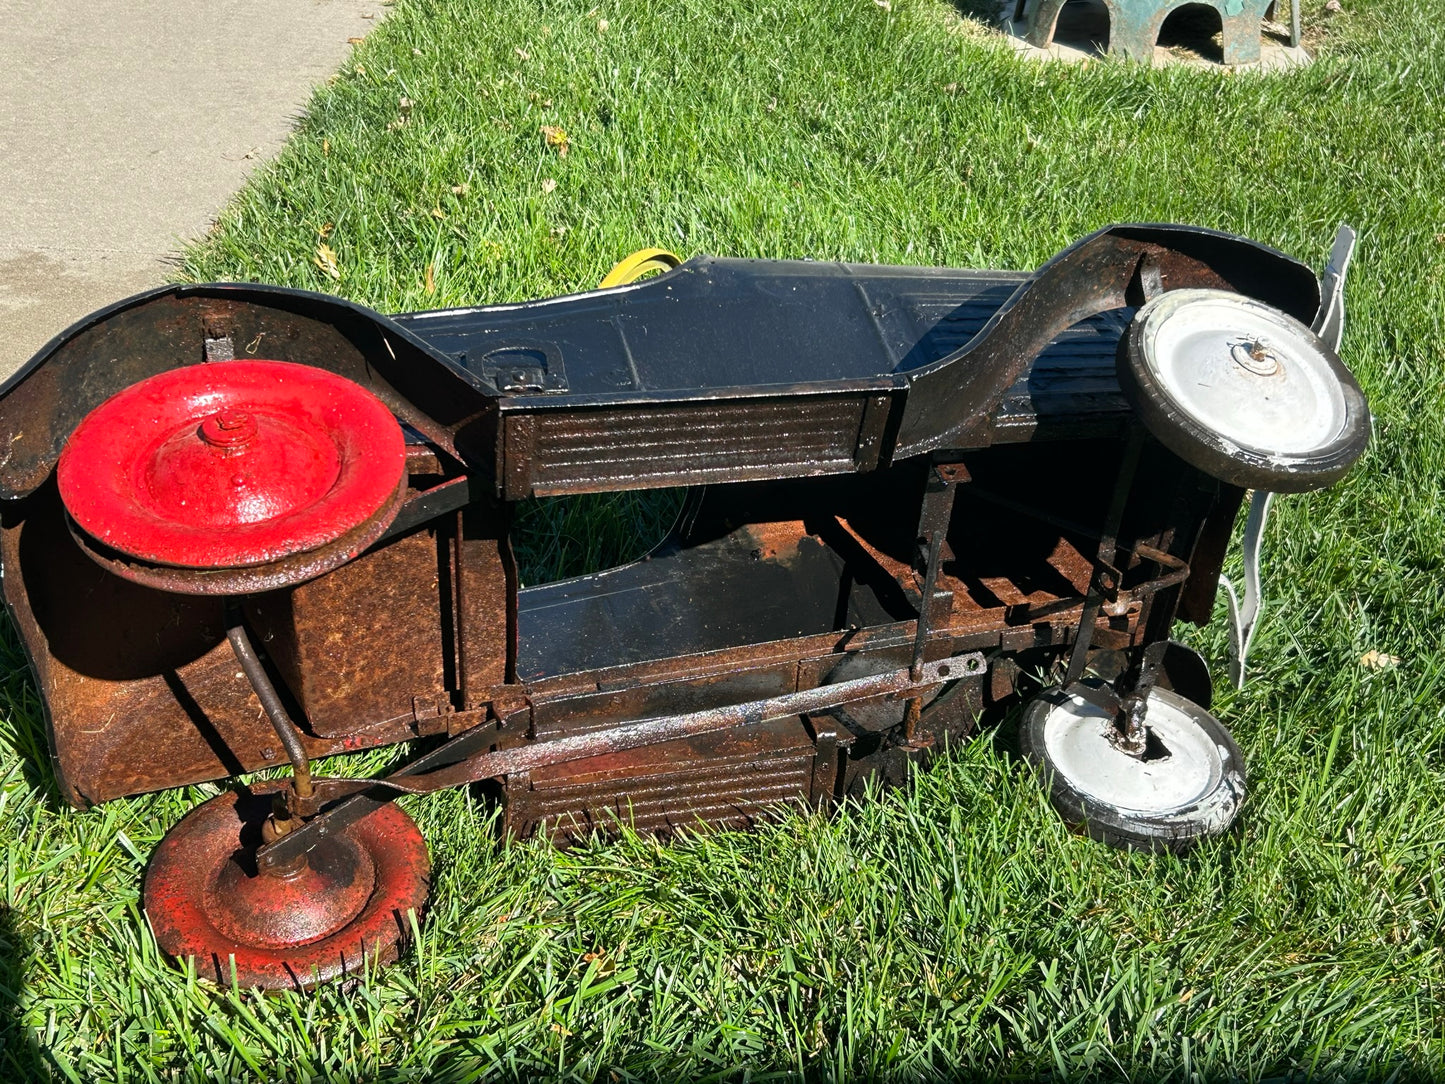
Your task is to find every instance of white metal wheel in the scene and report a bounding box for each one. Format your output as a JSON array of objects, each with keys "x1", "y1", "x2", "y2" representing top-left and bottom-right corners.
[
  {"x1": 1021, "y1": 684, "x2": 1246, "y2": 851},
  {"x1": 1117, "y1": 288, "x2": 1369, "y2": 492}
]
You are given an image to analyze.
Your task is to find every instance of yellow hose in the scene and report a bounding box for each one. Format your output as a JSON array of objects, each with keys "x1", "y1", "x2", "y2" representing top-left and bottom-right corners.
[{"x1": 598, "y1": 247, "x2": 683, "y2": 288}]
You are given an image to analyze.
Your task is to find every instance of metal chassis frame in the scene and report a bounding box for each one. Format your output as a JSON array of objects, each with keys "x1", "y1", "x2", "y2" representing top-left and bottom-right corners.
[{"x1": 0, "y1": 222, "x2": 1338, "y2": 842}]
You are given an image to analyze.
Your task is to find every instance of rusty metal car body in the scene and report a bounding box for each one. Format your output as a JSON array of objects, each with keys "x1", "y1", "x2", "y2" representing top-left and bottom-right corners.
[{"x1": 0, "y1": 223, "x2": 1368, "y2": 986}]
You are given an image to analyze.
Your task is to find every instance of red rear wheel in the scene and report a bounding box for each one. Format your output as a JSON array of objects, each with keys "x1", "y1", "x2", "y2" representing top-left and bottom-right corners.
[
  {"x1": 58, "y1": 360, "x2": 407, "y2": 593},
  {"x1": 143, "y1": 782, "x2": 430, "y2": 990}
]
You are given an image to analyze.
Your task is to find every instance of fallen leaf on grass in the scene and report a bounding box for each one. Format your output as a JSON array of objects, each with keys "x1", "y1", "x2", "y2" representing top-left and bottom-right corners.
[
  {"x1": 424, "y1": 262, "x2": 435, "y2": 296},
  {"x1": 580, "y1": 949, "x2": 618, "y2": 976},
  {"x1": 540, "y1": 125, "x2": 569, "y2": 156},
  {"x1": 808, "y1": 1018, "x2": 826, "y2": 1054},
  {"x1": 317, "y1": 222, "x2": 334, "y2": 238},
  {"x1": 347, "y1": 36, "x2": 365, "y2": 44},
  {"x1": 314, "y1": 243, "x2": 341, "y2": 280},
  {"x1": 541, "y1": 177, "x2": 558, "y2": 194},
  {"x1": 431, "y1": 206, "x2": 446, "y2": 220},
  {"x1": 598, "y1": 18, "x2": 609, "y2": 31},
  {"x1": 516, "y1": 47, "x2": 531, "y2": 60},
  {"x1": 1360, "y1": 649, "x2": 1401, "y2": 671},
  {"x1": 451, "y1": 182, "x2": 470, "y2": 195}
]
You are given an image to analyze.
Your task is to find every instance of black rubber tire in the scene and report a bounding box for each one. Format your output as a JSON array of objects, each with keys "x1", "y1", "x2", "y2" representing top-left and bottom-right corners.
[
  {"x1": 1020, "y1": 685, "x2": 1246, "y2": 852},
  {"x1": 1152, "y1": 640, "x2": 1214, "y2": 710},
  {"x1": 1117, "y1": 289, "x2": 1370, "y2": 493}
]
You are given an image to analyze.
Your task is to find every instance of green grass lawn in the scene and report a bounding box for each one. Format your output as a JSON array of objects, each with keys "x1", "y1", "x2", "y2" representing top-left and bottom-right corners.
[{"x1": 4, "y1": 0, "x2": 1445, "y2": 1078}]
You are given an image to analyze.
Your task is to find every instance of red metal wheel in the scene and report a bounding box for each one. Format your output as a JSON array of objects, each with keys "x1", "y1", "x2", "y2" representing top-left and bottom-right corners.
[
  {"x1": 143, "y1": 782, "x2": 430, "y2": 990},
  {"x1": 58, "y1": 360, "x2": 406, "y2": 587}
]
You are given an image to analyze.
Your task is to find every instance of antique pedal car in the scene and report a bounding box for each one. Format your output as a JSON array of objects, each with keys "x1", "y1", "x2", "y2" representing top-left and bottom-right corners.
[{"x1": 0, "y1": 224, "x2": 1368, "y2": 988}]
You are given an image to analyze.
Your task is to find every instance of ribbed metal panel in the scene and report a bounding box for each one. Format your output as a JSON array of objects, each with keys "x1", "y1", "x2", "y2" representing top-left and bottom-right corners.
[
  {"x1": 522, "y1": 395, "x2": 868, "y2": 491},
  {"x1": 510, "y1": 745, "x2": 817, "y2": 839},
  {"x1": 907, "y1": 299, "x2": 1133, "y2": 440}
]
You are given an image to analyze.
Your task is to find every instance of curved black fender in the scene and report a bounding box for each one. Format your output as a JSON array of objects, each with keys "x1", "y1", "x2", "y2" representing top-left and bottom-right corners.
[
  {"x1": 892, "y1": 223, "x2": 1323, "y2": 459},
  {"x1": 0, "y1": 283, "x2": 496, "y2": 501}
]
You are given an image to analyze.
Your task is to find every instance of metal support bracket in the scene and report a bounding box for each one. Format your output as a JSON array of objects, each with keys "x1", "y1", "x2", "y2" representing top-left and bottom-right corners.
[
  {"x1": 1065, "y1": 427, "x2": 1147, "y2": 685},
  {"x1": 904, "y1": 463, "x2": 962, "y2": 740},
  {"x1": 258, "y1": 655, "x2": 966, "y2": 869},
  {"x1": 1221, "y1": 489, "x2": 1274, "y2": 689},
  {"x1": 910, "y1": 464, "x2": 962, "y2": 678},
  {"x1": 1220, "y1": 226, "x2": 1353, "y2": 688},
  {"x1": 1312, "y1": 223, "x2": 1356, "y2": 355}
]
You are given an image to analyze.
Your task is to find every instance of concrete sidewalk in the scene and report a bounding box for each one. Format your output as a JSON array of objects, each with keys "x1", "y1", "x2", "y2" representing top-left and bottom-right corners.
[{"x1": 0, "y1": 0, "x2": 384, "y2": 380}]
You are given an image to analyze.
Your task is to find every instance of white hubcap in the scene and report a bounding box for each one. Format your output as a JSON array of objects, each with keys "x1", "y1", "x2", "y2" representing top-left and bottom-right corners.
[
  {"x1": 1041, "y1": 689, "x2": 1226, "y2": 815},
  {"x1": 1139, "y1": 289, "x2": 1348, "y2": 458}
]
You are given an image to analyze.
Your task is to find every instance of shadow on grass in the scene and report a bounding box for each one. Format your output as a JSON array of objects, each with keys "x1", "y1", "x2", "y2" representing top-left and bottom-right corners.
[
  {"x1": 0, "y1": 906, "x2": 45, "y2": 1081},
  {"x1": 396, "y1": 1044, "x2": 1437, "y2": 1082},
  {"x1": 0, "y1": 607, "x2": 62, "y2": 1079},
  {"x1": 0, "y1": 610, "x2": 69, "y2": 817},
  {"x1": 952, "y1": 0, "x2": 1008, "y2": 28}
]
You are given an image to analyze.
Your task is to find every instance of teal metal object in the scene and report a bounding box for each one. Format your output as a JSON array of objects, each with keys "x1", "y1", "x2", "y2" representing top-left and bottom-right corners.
[{"x1": 1017, "y1": 0, "x2": 1274, "y2": 63}]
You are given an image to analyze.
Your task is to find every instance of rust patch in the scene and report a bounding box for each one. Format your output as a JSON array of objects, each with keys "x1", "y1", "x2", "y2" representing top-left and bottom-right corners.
[{"x1": 739, "y1": 519, "x2": 810, "y2": 564}]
